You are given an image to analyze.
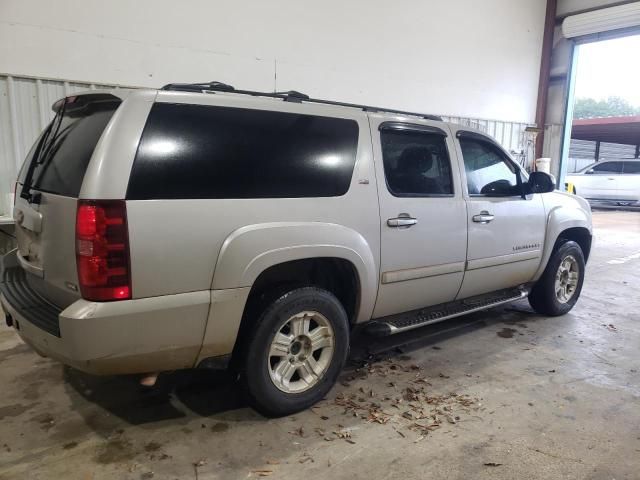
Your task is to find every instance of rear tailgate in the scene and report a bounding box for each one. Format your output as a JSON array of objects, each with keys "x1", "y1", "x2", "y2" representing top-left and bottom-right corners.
[{"x1": 13, "y1": 94, "x2": 122, "y2": 309}]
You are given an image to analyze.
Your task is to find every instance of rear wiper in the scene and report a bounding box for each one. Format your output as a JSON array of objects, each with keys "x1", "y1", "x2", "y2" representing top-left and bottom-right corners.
[
  {"x1": 20, "y1": 125, "x2": 52, "y2": 203},
  {"x1": 21, "y1": 98, "x2": 68, "y2": 203},
  {"x1": 39, "y1": 98, "x2": 68, "y2": 167}
]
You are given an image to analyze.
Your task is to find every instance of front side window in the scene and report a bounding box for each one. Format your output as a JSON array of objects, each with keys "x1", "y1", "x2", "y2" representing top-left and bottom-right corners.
[
  {"x1": 459, "y1": 137, "x2": 519, "y2": 196},
  {"x1": 380, "y1": 128, "x2": 453, "y2": 196},
  {"x1": 591, "y1": 162, "x2": 624, "y2": 174}
]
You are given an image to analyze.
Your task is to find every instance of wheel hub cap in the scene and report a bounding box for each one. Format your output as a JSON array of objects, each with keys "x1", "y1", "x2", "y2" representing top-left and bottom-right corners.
[
  {"x1": 267, "y1": 311, "x2": 335, "y2": 394},
  {"x1": 290, "y1": 341, "x2": 302, "y2": 355},
  {"x1": 554, "y1": 254, "x2": 579, "y2": 304}
]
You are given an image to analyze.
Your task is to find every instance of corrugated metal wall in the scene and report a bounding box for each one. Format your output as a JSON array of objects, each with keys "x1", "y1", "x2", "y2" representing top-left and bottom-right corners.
[
  {"x1": 568, "y1": 138, "x2": 639, "y2": 173},
  {"x1": 440, "y1": 115, "x2": 533, "y2": 167},
  {"x1": 599, "y1": 142, "x2": 637, "y2": 159},
  {"x1": 568, "y1": 139, "x2": 596, "y2": 173},
  {"x1": 0, "y1": 73, "x2": 534, "y2": 216}
]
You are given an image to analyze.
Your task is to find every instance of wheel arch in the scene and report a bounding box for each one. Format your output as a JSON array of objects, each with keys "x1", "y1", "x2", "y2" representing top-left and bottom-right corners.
[
  {"x1": 245, "y1": 257, "x2": 361, "y2": 321},
  {"x1": 197, "y1": 222, "x2": 378, "y2": 366},
  {"x1": 555, "y1": 227, "x2": 592, "y2": 261},
  {"x1": 533, "y1": 205, "x2": 593, "y2": 281},
  {"x1": 211, "y1": 222, "x2": 378, "y2": 321}
]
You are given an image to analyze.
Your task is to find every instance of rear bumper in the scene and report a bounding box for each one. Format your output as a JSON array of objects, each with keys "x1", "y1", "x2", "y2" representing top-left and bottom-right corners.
[
  {"x1": 1, "y1": 249, "x2": 211, "y2": 375},
  {"x1": 1, "y1": 254, "x2": 62, "y2": 336}
]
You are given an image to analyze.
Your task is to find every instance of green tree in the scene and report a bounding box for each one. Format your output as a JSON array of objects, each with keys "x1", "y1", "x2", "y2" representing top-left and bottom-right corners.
[{"x1": 573, "y1": 96, "x2": 640, "y2": 119}]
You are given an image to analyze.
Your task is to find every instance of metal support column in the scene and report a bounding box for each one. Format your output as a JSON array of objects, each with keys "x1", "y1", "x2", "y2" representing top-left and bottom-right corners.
[{"x1": 558, "y1": 43, "x2": 579, "y2": 191}]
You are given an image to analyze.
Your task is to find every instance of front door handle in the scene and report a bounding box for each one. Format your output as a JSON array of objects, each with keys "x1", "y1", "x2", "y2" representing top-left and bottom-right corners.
[
  {"x1": 387, "y1": 214, "x2": 417, "y2": 228},
  {"x1": 472, "y1": 211, "x2": 495, "y2": 224}
]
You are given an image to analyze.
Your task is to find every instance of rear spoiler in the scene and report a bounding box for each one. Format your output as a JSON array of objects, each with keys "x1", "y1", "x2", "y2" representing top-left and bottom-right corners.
[{"x1": 52, "y1": 93, "x2": 121, "y2": 113}]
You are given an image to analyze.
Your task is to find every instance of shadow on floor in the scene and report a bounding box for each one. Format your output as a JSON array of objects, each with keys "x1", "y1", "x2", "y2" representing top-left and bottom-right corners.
[{"x1": 62, "y1": 300, "x2": 542, "y2": 430}]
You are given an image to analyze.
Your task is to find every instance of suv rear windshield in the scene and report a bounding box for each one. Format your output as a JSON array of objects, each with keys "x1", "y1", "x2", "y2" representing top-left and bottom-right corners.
[
  {"x1": 127, "y1": 103, "x2": 360, "y2": 199},
  {"x1": 19, "y1": 95, "x2": 120, "y2": 197}
]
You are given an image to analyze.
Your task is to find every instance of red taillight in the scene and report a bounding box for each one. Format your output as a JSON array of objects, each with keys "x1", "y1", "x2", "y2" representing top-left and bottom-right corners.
[{"x1": 76, "y1": 200, "x2": 131, "y2": 301}]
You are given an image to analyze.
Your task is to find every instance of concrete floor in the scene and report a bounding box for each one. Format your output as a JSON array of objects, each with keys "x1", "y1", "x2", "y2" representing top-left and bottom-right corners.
[{"x1": 1, "y1": 210, "x2": 639, "y2": 480}]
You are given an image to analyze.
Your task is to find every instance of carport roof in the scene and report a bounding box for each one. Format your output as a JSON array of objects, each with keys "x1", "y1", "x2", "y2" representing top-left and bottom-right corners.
[{"x1": 572, "y1": 116, "x2": 640, "y2": 146}]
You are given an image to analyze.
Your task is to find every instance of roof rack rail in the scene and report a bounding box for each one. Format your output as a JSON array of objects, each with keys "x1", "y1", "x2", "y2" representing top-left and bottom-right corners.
[
  {"x1": 162, "y1": 81, "x2": 236, "y2": 92},
  {"x1": 160, "y1": 81, "x2": 442, "y2": 121}
]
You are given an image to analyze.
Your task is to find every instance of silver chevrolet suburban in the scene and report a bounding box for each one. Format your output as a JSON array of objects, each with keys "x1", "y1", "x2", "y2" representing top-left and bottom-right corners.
[{"x1": 1, "y1": 82, "x2": 592, "y2": 417}]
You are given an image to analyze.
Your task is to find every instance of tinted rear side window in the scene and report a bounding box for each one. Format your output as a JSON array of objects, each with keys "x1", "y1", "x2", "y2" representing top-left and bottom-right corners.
[
  {"x1": 30, "y1": 100, "x2": 119, "y2": 197},
  {"x1": 623, "y1": 162, "x2": 640, "y2": 174},
  {"x1": 592, "y1": 161, "x2": 624, "y2": 174},
  {"x1": 127, "y1": 103, "x2": 360, "y2": 199}
]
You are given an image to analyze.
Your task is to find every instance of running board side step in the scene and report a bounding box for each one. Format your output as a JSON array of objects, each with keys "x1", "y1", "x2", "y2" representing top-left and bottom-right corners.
[{"x1": 366, "y1": 287, "x2": 529, "y2": 336}]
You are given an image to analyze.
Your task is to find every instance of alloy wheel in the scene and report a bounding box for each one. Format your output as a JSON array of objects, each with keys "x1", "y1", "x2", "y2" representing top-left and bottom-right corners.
[{"x1": 267, "y1": 311, "x2": 335, "y2": 394}]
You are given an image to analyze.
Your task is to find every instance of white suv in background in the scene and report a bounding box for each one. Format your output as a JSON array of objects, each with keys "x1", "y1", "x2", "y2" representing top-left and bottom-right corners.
[{"x1": 567, "y1": 159, "x2": 640, "y2": 205}]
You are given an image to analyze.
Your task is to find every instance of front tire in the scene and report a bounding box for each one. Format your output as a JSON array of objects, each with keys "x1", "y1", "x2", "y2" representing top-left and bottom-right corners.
[
  {"x1": 242, "y1": 287, "x2": 349, "y2": 417},
  {"x1": 528, "y1": 240, "x2": 585, "y2": 316}
]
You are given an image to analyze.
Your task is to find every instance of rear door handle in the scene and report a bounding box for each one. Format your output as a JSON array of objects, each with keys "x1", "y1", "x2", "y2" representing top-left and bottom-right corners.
[
  {"x1": 472, "y1": 212, "x2": 495, "y2": 224},
  {"x1": 387, "y1": 215, "x2": 417, "y2": 228}
]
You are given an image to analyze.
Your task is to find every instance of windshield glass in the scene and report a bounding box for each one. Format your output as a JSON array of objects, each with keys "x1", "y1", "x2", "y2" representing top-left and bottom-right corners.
[
  {"x1": 22, "y1": 97, "x2": 120, "y2": 197},
  {"x1": 17, "y1": 129, "x2": 46, "y2": 184}
]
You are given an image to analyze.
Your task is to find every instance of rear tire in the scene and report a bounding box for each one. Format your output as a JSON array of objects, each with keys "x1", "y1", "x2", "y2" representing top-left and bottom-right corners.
[
  {"x1": 241, "y1": 287, "x2": 349, "y2": 417},
  {"x1": 528, "y1": 240, "x2": 585, "y2": 316}
]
